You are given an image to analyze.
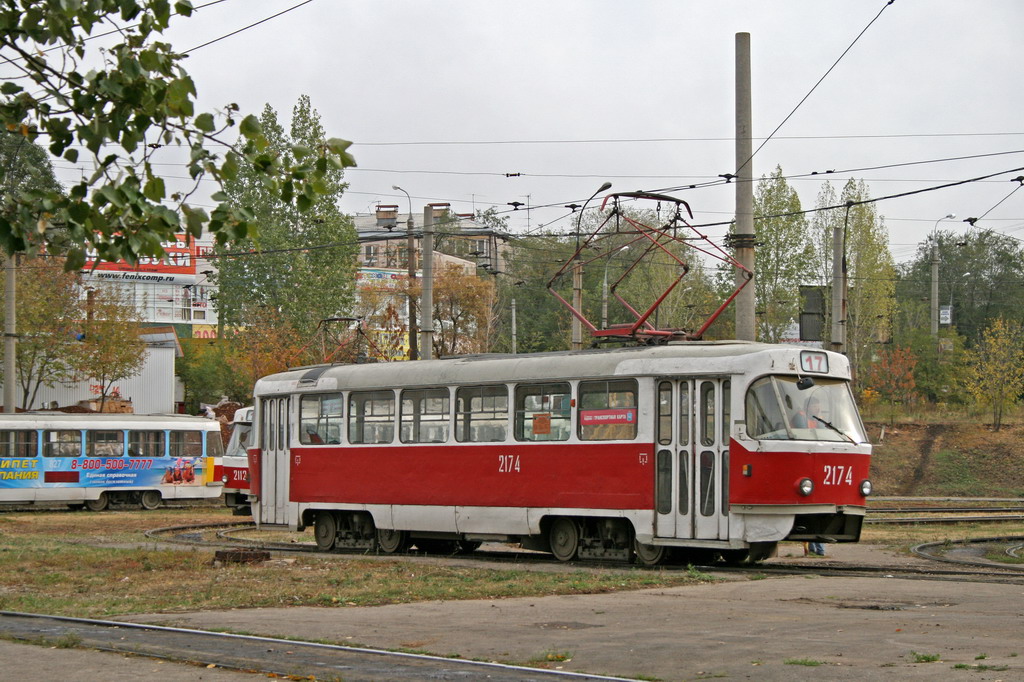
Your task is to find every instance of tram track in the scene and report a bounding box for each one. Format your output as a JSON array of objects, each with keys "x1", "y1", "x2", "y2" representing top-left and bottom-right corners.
[
  {"x1": 0, "y1": 610, "x2": 633, "y2": 682},
  {"x1": 143, "y1": 520, "x2": 1024, "y2": 584}
]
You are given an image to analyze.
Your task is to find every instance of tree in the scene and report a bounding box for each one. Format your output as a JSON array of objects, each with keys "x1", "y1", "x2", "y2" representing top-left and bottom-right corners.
[
  {"x1": 811, "y1": 180, "x2": 895, "y2": 380},
  {"x1": 222, "y1": 309, "x2": 306, "y2": 396},
  {"x1": 0, "y1": 2, "x2": 355, "y2": 267},
  {"x1": 860, "y1": 345, "x2": 918, "y2": 424},
  {"x1": 429, "y1": 263, "x2": 495, "y2": 357},
  {"x1": 750, "y1": 166, "x2": 813, "y2": 342},
  {"x1": 176, "y1": 339, "x2": 242, "y2": 412},
  {"x1": 75, "y1": 287, "x2": 146, "y2": 411},
  {"x1": 967, "y1": 317, "x2": 1024, "y2": 431},
  {"x1": 213, "y1": 96, "x2": 358, "y2": 346},
  {"x1": 7, "y1": 257, "x2": 84, "y2": 409}
]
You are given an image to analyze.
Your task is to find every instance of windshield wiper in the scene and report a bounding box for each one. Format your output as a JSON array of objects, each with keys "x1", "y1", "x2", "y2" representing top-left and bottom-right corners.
[{"x1": 811, "y1": 415, "x2": 858, "y2": 444}]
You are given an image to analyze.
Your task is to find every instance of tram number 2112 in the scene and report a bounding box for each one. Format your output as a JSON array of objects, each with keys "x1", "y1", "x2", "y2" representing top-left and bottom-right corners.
[{"x1": 498, "y1": 454, "x2": 521, "y2": 473}]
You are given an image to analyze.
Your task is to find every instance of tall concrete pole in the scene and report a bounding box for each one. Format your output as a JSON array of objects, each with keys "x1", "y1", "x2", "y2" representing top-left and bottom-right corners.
[
  {"x1": 3, "y1": 254, "x2": 15, "y2": 413},
  {"x1": 421, "y1": 205, "x2": 435, "y2": 360},
  {"x1": 734, "y1": 32, "x2": 756, "y2": 341},
  {"x1": 830, "y1": 225, "x2": 845, "y2": 352},
  {"x1": 511, "y1": 297, "x2": 517, "y2": 354},
  {"x1": 930, "y1": 240, "x2": 939, "y2": 337}
]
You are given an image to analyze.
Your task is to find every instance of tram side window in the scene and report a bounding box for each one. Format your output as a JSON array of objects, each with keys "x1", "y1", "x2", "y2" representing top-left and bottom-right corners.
[
  {"x1": 456, "y1": 385, "x2": 509, "y2": 442},
  {"x1": 206, "y1": 431, "x2": 225, "y2": 457},
  {"x1": 348, "y1": 391, "x2": 395, "y2": 444},
  {"x1": 578, "y1": 379, "x2": 638, "y2": 441},
  {"x1": 401, "y1": 388, "x2": 450, "y2": 444},
  {"x1": 44, "y1": 430, "x2": 81, "y2": 457},
  {"x1": 514, "y1": 382, "x2": 571, "y2": 442},
  {"x1": 699, "y1": 382, "x2": 716, "y2": 446},
  {"x1": 170, "y1": 431, "x2": 203, "y2": 458},
  {"x1": 0, "y1": 430, "x2": 37, "y2": 457},
  {"x1": 300, "y1": 393, "x2": 344, "y2": 445},
  {"x1": 87, "y1": 430, "x2": 125, "y2": 457},
  {"x1": 130, "y1": 431, "x2": 165, "y2": 457}
]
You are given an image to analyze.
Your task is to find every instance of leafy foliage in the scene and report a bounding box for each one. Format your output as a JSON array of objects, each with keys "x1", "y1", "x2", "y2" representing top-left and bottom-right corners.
[
  {"x1": 3, "y1": 257, "x2": 83, "y2": 409},
  {"x1": 429, "y1": 263, "x2": 495, "y2": 357},
  {"x1": 75, "y1": 286, "x2": 147, "y2": 411},
  {"x1": 213, "y1": 96, "x2": 358, "y2": 341},
  {"x1": 860, "y1": 345, "x2": 917, "y2": 424},
  {"x1": 0, "y1": 2, "x2": 355, "y2": 267},
  {"x1": 966, "y1": 317, "x2": 1024, "y2": 430}
]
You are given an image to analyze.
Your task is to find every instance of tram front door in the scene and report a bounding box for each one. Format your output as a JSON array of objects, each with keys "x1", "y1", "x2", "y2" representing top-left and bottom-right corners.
[
  {"x1": 653, "y1": 378, "x2": 731, "y2": 541},
  {"x1": 259, "y1": 396, "x2": 291, "y2": 526}
]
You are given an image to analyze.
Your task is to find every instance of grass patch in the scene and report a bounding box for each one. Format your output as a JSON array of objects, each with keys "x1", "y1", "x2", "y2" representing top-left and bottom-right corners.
[
  {"x1": 952, "y1": 663, "x2": 1009, "y2": 671},
  {"x1": 911, "y1": 651, "x2": 941, "y2": 663},
  {"x1": 0, "y1": 509, "x2": 717, "y2": 619},
  {"x1": 784, "y1": 658, "x2": 824, "y2": 666}
]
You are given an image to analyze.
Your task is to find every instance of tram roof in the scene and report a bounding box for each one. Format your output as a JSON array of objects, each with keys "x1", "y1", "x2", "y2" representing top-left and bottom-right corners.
[{"x1": 254, "y1": 341, "x2": 850, "y2": 396}]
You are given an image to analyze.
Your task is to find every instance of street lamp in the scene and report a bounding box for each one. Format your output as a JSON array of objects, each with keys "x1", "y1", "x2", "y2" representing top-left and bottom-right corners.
[
  {"x1": 930, "y1": 213, "x2": 955, "y2": 337},
  {"x1": 392, "y1": 185, "x2": 418, "y2": 360},
  {"x1": 601, "y1": 245, "x2": 629, "y2": 329}
]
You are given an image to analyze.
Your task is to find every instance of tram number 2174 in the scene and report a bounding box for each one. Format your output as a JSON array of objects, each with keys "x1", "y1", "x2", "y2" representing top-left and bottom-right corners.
[
  {"x1": 823, "y1": 464, "x2": 853, "y2": 486},
  {"x1": 498, "y1": 454, "x2": 521, "y2": 473}
]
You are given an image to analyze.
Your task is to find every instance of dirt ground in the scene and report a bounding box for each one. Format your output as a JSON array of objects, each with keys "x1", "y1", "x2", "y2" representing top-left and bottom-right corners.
[{"x1": 11, "y1": 542, "x2": 1023, "y2": 681}]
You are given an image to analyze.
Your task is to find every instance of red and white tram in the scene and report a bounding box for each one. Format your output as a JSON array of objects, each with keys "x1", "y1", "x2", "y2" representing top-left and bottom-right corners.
[
  {"x1": 247, "y1": 342, "x2": 871, "y2": 564},
  {"x1": 222, "y1": 406, "x2": 254, "y2": 515}
]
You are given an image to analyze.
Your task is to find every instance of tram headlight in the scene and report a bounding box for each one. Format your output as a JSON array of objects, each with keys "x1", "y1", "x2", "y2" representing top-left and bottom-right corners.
[
  {"x1": 859, "y1": 479, "x2": 873, "y2": 497},
  {"x1": 221, "y1": 474, "x2": 228, "y2": 484},
  {"x1": 797, "y1": 478, "x2": 814, "y2": 497}
]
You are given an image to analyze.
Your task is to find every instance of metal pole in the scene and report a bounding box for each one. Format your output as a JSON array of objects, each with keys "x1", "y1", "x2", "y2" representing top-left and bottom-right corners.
[
  {"x1": 571, "y1": 261, "x2": 583, "y2": 350},
  {"x1": 511, "y1": 297, "x2": 517, "y2": 355},
  {"x1": 734, "y1": 32, "x2": 756, "y2": 341},
  {"x1": 421, "y1": 205, "x2": 434, "y2": 360},
  {"x1": 4, "y1": 254, "x2": 15, "y2": 413},
  {"x1": 393, "y1": 186, "x2": 418, "y2": 360},
  {"x1": 930, "y1": 240, "x2": 939, "y2": 337}
]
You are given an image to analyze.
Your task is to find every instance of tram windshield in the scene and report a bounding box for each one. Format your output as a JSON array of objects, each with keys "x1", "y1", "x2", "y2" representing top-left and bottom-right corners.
[{"x1": 745, "y1": 375, "x2": 867, "y2": 444}]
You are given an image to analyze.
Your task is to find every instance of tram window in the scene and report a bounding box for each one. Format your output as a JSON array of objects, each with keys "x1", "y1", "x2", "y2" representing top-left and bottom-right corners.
[
  {"x1": 578, "y1": 379, "x2": 637, "y2": 440},
  {"x1": 514, "y1": 383, "x2": 571, "y2": 442},
  {"x1": 348, "y1": 390, "x2": 396, "y2": 444},
  {"x1": 129, "y1": 431, "x2": 164, "y2": 457},
  {"x1": 655, "y1": 449, "x2": 672, "y2": 515},
  {"x1": 206, "y1": 430, "x2": 225, "y2": 457},
  {"x1": 87, "y1": 430, "x2": 125, "y2": 457},
  {"x1": 699, "y1": 450, "x2": 715, "y2": 516},
  {"x1": 0, "y1": 430, "x2": 37, "y2": 457},
  {"x1": 455, "y1": 385, "x2": 508, "y2": 442},
  {"x1": 657, "y1": 382, "x2": 672, "y2": 445},
  {"x1": 699, "y1": 382, "x2": 716, "y2": 446},
  {"x1": 721, "y1": 380, "x2": 731, "y2": 444},
  {"x1": 44, "y1": 430, "x2": 81, "y2": 457},
  {"x1": 170, "y1": 431, "x2": 203, "y2": 458},
  {"x1": 401, "y1": 388, "x2": 451, "y2": 443},
  {"x1": 300, "y1": 393, "x2": 343, "y2": 445},
  {"x1": 679, "y1": 381, "x2": 690, "y2": 445}
]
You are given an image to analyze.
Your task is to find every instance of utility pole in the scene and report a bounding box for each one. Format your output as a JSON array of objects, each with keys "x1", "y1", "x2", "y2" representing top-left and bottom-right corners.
[
  {"x1": 734, "y1": 32, "x2": 756, "y2": 342},
  {"x1": 511, "y1": 298, "x2": 517, "y2": 354},
  {"x1": 830, "y1": 225, "x2": 846, "y2": 352},
  {"x1": 3, "y1": 254, "x2": 15, "y2": 413},
  {"x1": 392, "y1": 186, "x2": 418, "y2": 360},
  {"x1": 421, "y1": 204, "x2": 436, "y2": 360}
]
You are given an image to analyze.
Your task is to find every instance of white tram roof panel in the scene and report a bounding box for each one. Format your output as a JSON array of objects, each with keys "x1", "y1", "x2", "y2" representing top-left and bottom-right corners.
[
  {"x1": 254, "y1": 342, "x2": 851, "y2": 396},
  {"x1": 0, "y1": 412, "x2": 222, "y2": 428}
]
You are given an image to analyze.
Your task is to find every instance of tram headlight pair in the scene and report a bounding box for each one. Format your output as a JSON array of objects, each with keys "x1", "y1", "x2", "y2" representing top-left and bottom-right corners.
[
  {"x1": 860, "y1": 479, "x2": 873, "y2": 497},
  {"x1": 797, "y1": 478, "x2": 814, "y2": 497}
]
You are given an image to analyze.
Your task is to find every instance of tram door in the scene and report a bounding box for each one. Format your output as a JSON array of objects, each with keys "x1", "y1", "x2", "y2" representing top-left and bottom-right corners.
[
  {"x1": 654, "y1": 378, "x2": 731, "y2": 541},
  {"x1": 259, "y1": 396, "x2": 291, "y2": 525}
]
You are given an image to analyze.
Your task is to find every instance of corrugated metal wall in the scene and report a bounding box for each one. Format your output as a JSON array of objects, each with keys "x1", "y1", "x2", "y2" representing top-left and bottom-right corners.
[{"x1": 5, "y1": 347, "x2": 177, "y2": 414}]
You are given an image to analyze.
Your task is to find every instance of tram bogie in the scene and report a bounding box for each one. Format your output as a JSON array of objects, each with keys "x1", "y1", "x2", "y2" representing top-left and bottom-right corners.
[{"x1": 248, "y1": 342, "x2": 872, "y2": 565}]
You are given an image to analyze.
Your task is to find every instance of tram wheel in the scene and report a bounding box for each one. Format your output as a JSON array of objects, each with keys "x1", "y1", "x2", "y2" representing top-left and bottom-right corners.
[
  {"x1": 314, "y1": 511, "x2": 338, "y2": 551},
  {"x1": 139, "y1": 490, "x2": 161, "y2": 510},
  {"x1": 634, "y1": 540, "x2": 668, "y2": 567},
  {"x1": 84, "y1": 492, "x2": 109, "y2": 512},
  {"x1": 454, "y1": 540, "x2": 481, "y2": 554},
  {"x1": 549, "y1": 517, "x2": 580, "y2": 562},
  {"x1": 376, "y1": 528, "x2": 409, "y2": 553}
]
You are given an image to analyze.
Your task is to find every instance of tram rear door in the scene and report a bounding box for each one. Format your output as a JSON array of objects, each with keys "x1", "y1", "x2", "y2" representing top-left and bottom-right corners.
[
  {"x1": 654, "y1": 378, "x2": 731, "y2": 541},
  {"x1": 258, "y1": 396, "x2": 291, "y2": 525}
]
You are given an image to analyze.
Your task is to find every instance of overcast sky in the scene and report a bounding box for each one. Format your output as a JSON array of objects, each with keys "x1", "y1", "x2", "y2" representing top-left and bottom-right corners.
[{"x1": 55, "y1": 0, "x2": 1024, "y2": 264}]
